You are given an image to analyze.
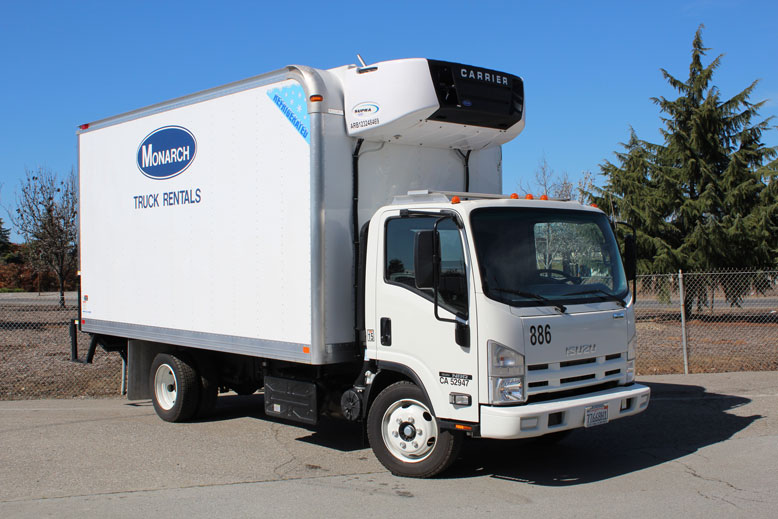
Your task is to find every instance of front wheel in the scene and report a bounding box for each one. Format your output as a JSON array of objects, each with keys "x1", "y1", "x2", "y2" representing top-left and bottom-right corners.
[{"x1": 367, "y1": 381, "x2": 462, "y2": 478}]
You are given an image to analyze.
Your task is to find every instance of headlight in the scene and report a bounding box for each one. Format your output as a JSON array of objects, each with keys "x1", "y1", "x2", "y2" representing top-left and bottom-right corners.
[{"x1": 488, "y1": 341, "x2": 526, "y2": 404}]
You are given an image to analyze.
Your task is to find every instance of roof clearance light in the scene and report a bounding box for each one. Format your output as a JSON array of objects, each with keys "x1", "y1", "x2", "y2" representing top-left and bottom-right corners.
[
  {"x1": 540, "y1": 194, "x2": 549, "y2": 201},
  {"x1": 451, "y1": 196, "x2": 461, "y2": 204},
  {"x1": 590, "y1": 203, "x2": 598, "y2": 208},
  {"x1": 79, "y1": 123, "x2": 89, "y2": 130},
  {"x1": 510, "y1": 193, "x2": 519, "y2": 199},
  {"x1": 525, "y1": 194, "x2": 534, "y2": 200},
  {"x1": 310, "y1": 95, "x2": 323, "y2": 102}
]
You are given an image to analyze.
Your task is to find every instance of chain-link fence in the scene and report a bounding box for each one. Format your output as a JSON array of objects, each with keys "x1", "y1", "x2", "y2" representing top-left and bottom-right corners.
[
  {"x1": 0, "y1": 292, "x2": 121, "y2": 400},
  {"x1": 1, "y1": 270, "x2": 776, "y2": 399},
  {"x1": 635, "y1": 269, "x2": 778, "y2": 374}
]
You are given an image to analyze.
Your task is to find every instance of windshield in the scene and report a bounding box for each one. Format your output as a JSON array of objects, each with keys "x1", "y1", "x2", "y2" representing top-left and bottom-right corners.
[{"x1": 470, "y1": 208, "x2": 628, "y2": 307}]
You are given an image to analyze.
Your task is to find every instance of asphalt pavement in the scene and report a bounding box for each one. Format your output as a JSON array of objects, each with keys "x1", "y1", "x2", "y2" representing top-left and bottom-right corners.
[{"x1": 1, "y1": 371, "x2": 776, "y2": 518}]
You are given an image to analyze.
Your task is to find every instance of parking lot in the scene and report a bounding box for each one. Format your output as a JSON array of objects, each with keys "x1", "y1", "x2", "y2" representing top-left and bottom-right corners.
[{"x1": 1, "y1": 371, "x2": 776, "y2": 518}]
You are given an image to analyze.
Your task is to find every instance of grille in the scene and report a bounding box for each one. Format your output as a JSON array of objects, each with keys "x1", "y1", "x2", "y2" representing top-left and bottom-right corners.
[{"x1": 526, "y1": 353, "x2": 625, "y2": 398}]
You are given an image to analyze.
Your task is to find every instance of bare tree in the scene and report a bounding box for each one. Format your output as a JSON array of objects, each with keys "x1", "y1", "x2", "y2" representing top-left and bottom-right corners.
[
  {"x1": 12, "y1": 168, "x2": 78, "y2": 307},
  {"x1": 575, "y1": 170, "x2": 595, "y2": 205},
  {"x1": 519, "y1": 156, "x2": 558, "y2": 198}
]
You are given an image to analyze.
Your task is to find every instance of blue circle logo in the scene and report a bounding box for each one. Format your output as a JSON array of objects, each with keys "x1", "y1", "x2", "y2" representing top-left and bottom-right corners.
[{"x1": 137, "y1": 126, "x2": 197, "y2": 180}]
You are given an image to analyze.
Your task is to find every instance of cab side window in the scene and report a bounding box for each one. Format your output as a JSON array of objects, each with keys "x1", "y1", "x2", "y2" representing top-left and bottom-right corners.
[{"x1": 385, "y1": 217, "x2": 467, "y2": 315}]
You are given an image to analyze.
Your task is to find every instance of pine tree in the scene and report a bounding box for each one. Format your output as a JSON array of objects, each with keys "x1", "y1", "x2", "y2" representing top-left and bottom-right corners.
[
  {"x1": 595, "y1": 26, "x2": 778, "y2": 312},
  {"x1": 0, "y1": 217, "x2": 11, "y2": 257},
  {"x1": 597, "y1": 26, "x2": 777, "y2": 271}
]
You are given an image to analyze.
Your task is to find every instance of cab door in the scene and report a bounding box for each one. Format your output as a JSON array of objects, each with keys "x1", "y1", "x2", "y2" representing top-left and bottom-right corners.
[{"x1": 373, "y1": 211, "x2": 478, "y2": 422}]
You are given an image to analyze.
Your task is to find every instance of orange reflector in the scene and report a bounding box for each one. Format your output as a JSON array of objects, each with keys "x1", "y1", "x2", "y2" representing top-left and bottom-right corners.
[
  {"x1": 310, "y1": 95, "x2": 323, "y2": 102},
  {"x1": 303, "y1": 346, "x2": 311, "y2": 354},
  {"x1": 540, "y1": 194, "x2": 549, "y2": 201},
  {"x1": 590, "y1": 203, "x2": 598, "y2": 208},
  {"x1": 455, "y1": 424, "x2": 473, "y2": 431},
  {"x1": 525, "y1": 194, "x2": 534, "y2": 200},
  {"x1": 79, "y1": 123, "x2": 89, "y2": 130},
  {"x1": 451, "y1": 196, "x2": 461, "y2": 204},
  {"x1": 510, "y1": 193, "x2": 519, "y2": 199}
]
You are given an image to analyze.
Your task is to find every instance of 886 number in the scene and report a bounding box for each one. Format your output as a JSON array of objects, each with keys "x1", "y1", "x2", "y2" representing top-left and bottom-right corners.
[{"x1": 529, "y1": 324, "x2": 552, "y2": 345}]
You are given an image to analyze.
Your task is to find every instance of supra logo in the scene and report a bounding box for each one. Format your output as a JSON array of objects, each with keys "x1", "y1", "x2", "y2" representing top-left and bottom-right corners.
[
  {"x1": 137, "y1": 126, "x2": 197, "y2": 180},
  {"x1": 352, "y1": 102, "x2": 379, "y2": 117},
  {"x1": 566, "y1": 344, "x2": 596, "y2": 356}
]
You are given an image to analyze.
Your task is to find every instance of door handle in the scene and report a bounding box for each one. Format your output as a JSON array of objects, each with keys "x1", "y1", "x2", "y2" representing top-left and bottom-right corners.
[{"x1": 380, "y1": 317, "x2": 392, "y2": 346}]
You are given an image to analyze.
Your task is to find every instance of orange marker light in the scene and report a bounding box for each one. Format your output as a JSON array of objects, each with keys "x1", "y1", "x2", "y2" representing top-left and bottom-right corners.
[
  {"x1": 303, "y1": 346, "x2": 311, "y2": 354},
  {"x1": 451, "y1": 196, "x2": 461, "y2": 204},
  {"x1": 525, "y1": 194, "x2": 534, "y2": 200},
  {"x1": 590, "y1": 203, "x2": 598, "y2": 208},
  {"x1": 310, "y1": 95, "x2": 323, "y2": 102},
  {"x1": 455, "y1": 424, "x2": 473, "y2": 431},
  {"x1": 540, "y1": 194, "x2": 549, "y2": 201},
  {"x1": 510, "y1": 193, "x2": 519, "y2": 199}
]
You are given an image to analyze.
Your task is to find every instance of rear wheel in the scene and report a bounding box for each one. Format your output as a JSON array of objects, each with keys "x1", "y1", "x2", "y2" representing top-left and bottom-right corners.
[
  {"x1": 367, "y1": 381, "x2": 462, "y2": 478},
  {"x1": 150, "y1": 353, "x2": 200, "y2": 422}
]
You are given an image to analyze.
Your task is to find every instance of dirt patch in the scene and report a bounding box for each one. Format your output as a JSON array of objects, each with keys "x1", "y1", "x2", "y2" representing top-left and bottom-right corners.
[{"x1": 1, "y1": 297, "x2": 121, "y2": 400}]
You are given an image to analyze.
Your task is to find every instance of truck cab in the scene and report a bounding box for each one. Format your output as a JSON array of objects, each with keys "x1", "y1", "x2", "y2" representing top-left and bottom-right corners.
[{"x1": 360, "y1": 191, "x2": 649, "y2": 476}]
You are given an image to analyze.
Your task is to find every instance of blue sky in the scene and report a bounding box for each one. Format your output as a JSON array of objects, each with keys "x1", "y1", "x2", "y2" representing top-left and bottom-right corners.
[{"x1": 1, "y1": 0, "x2": 776, "y2": 241}]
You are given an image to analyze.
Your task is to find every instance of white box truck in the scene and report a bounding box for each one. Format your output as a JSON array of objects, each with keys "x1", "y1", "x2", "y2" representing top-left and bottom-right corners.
[{"x1": 78, "y1": 58, "x2": 650, "y2": 477}]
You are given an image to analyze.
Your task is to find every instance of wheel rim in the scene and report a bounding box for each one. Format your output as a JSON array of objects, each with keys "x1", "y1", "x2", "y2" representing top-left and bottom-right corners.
[
  {"x1": 381, "y1": 398, "x2": 437, "y2": 463},
  {"x1": 154, "y1": 363, "x2": 177, "y2": 411}
]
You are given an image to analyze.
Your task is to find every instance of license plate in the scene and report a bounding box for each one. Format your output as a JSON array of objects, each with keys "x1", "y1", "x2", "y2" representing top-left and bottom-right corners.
[{"x1": 584, "y1": 404, "x2": 609, "y2": 427}]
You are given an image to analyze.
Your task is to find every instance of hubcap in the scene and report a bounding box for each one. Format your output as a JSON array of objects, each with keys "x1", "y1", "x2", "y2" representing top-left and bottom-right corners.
[
  {"x1": 381, "y1": 398, "x2": 437, "y2": 463},
  {"x1": 154, "y1": 363, "x2": 177, "y2": 411}
]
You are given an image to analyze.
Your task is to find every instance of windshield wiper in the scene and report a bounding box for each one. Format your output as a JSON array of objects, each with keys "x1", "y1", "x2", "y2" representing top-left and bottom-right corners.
[
  {"x1": 563, "y1": 288, "x2": 626, "y2": 307},
  {"x1": 490, "y1": 287, "x2": 567, "y2": 313}
]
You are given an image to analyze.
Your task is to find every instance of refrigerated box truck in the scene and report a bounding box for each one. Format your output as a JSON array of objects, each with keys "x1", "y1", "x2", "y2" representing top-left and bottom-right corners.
[{"x1": 78, "y1": 58, "x2": 650, "y2": 477}]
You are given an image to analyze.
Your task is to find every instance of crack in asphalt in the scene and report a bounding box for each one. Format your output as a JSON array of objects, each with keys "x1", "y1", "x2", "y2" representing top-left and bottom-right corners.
[
  {"x1": 675, "y1": 459, "x2": 745, "y2": 492},
  {"x1": 0, "y1": 470, "x2": 387, "y2": 505}
]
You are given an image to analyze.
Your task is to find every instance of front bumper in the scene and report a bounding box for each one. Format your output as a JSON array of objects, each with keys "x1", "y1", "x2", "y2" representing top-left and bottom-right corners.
[{"x1": 479, "y1": 383, "x2": 650, "y2": 439}]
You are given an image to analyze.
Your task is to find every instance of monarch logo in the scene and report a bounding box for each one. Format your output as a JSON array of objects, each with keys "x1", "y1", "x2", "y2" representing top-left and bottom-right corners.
[
  {"x1": 137, "y1": 126, "x2": 197, "y2": 179},
  {"x1": 352, "y1": 102, "x2": 379, "y2": 117}
]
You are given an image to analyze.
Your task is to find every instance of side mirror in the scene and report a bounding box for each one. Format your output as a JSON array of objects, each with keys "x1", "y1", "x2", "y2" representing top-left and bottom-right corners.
[
  {"x1": 414, "y1": 230, "x2": 435, "y2": 289},
  {"x1": 623, "y1": 234, "x2": 637, "y2": 281}
]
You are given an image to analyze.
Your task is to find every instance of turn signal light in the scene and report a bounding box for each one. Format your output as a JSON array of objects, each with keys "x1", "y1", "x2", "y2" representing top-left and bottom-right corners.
[{"x1": 310, "y1": 95, "x2": 323, "y2": 102}]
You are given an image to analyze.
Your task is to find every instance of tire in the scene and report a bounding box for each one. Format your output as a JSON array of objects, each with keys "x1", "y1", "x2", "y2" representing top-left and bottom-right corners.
[
  {"x1": 150, "y1": 353, "x2": 200, "y2": 422},
  {"x1": 367, "y1": 381, "x2": 462, "y2": 478}
]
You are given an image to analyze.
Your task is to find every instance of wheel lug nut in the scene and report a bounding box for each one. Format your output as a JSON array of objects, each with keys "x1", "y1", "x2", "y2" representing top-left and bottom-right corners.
[
  {"x1": 417, "y1": 430, "x2": 423, "y2": 436},
  {"x1": 408, "y1": 417, "x2": 415, "y2": 424},
  {"x1": 413, "y1": 442, "x2": 419, "y2": 449},
  {"x1": 392, "y1": 431, "x2": 399, "y2": 438},
  {"x1": 400, "y1": 443, "x2": 406, "y2": 449},
  {"x1": 396, "y1": 418, "x2": 402, "y2": 424}
]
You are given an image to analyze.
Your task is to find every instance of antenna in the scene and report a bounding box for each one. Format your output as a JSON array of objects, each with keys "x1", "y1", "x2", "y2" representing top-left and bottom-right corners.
[{"x1": 356, "y1": 54, "x2": 367, "y2": 68}]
